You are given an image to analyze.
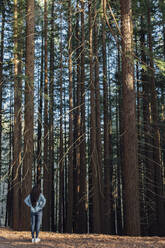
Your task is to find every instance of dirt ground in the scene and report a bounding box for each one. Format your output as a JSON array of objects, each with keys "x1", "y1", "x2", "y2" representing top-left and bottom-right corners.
[{"x1": 0, "y1": 228, "x2": 165, "y2": 248}]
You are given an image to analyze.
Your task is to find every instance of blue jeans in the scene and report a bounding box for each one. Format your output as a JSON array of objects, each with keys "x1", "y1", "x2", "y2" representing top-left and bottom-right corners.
[{"x1": 31, "y1": 211, "x2": 42, "y2": 239}]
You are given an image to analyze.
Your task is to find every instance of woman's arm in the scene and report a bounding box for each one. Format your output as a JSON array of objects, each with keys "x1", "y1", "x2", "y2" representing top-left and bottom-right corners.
[
  {"x1": 24, "y1": 195, "x2": 31, "y2": 207},
  {"x1": 36, "y1": 194, "x2": 46, "y2": 211}
]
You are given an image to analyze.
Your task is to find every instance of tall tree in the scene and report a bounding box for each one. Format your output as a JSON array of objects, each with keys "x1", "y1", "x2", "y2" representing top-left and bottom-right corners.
[
  {"x1": 37, "y1": 22, "x2": 44, "y2": 185},
  {"x1": 89, "y1": 0, "x2": 102, "y2": 233},
  {"x1": 59, "y1": 16, "x2": 64, "y2": 232},
  {"x1": 79, "y1": 0, "x2": 87, "y2": 233},
  {"x1": 0, "y1": 0, "x2": 5, "y2": 181},
  {"x1": 120, "y1": 0, "x2": 140, "y2": 235},
  {"x1": 12, "y1": 0, "x2": 22, "y2": 230},
  {"x1": 102, "y1": 0, "x2": 112, "y2": 234},
  {"x1": 116, "y1": 41, "x2": 123, "y2": 235},
  {"x1": 93, "y1": 0, "x2": 104, "y2": 232},
  {"x1": 73, "y1": 0, "x2": 81, "y2": 233},
  {"x1": 6, "y1": 76, "x2": 13, "y2": 227},
  {"x1": 147, "y1": 0, "x2": 165, "y2": 235},
  {"x1": 49, "y1": 0, "x2": 55, "y2": 231},
  {"x1": 66, "y1": 0, "x2": 74, "y2": 233},
  {"x1": 43, "y1": 0, "x2": 50, "y2": 231},
  {"x1": 140, "y1": 13, "x2": 151, "y2": 235},
  {"x1": 22, "y1": 0, "x2": 34, "y2": 230}
]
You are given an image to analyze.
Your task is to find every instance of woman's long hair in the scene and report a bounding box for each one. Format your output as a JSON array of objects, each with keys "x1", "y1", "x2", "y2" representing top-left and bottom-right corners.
[{"x1": 30, "y1": 184, "x2": 41, "y2": 207}]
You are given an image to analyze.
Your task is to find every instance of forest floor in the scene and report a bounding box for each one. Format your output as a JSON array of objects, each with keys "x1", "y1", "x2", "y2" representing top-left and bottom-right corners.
[{"x1": 0, "y1": 228, "x2": 165, "y2": 248}]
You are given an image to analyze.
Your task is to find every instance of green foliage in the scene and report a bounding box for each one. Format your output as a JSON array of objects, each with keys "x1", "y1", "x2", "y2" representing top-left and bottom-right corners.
[{"x1": 154, "y1": 58, "x2": 165, "y2": 75}]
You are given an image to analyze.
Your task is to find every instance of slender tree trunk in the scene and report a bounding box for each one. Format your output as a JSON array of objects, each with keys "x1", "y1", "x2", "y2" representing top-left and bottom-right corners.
[
  {"x1": 135, "y1": 31, "x2": 145, "y2": 235},
  {"x1": 93, "y1": 0, "x2": 104, "y2": 233},
  {"x1": 102, "y1": 0, "x2": 112, "y2": 234},
  {"x1": 64, "y1": 78, "x2": 67, "y2": 233},
  {"x1": 79, "y1": 0, "x2": 87, "y2": 233},
  {"x1": 59, "y1": 23, "x2": 64, "y2": 232},
  {"x1": 159, "y1": 0, "x2": 165, "y2": 235},
  {"x1": 89, "y1": 0, "x2": 101, "y2": 233},
  {"x1": 22, "y1": 0, "x2": 34, "y2": 230},
  {"x1": 140, "y1": 15, "x2": 151, "y2": 235},
  {"x1": 66, "y1": 0, "x2": 73, "y2": 233},
  {"x1": 49, "y1": 0, "x2": 55, "y2": 231},
  {"x1": 37, "y1": 22, "x2": 44, "y2": 185},
  {"x1": 72, "y1": 65, "x2": 77, "y2": 232},
  {"x1": 147, "y1": 0, "x2": 165, "y2": 235},
  {"x1": 0, "y1": 0, "x2": 4, "y2": 181},
  {"x1": 43, "y1": 0, "x2": 50, "y2": 231},
  {"x1": 116, "y1": 42, "x2": 123, "y2": 235},
  {"x1": 6, "y1": 86, "x2": 13, "y2": 227},
  {"x1": 12, "y1": 0, "x2": 22, "y2": 230},
  {"x1": 120, "y1": 0, "x2": 140, "y2": 235},
  {"x1": 73, "y1": 0, "x2": 81, "y2": 233}
]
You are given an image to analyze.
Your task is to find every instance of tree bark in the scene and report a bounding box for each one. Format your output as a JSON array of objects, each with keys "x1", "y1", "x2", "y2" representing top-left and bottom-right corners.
[
  {"x1": 140, "y1": 15, "x2": 152, "y2": 235},
  {"x1": 89, "y1": 0, "x2": 102, "y2": 233},
  {"x1": 73, "y1": 0, "x2": 81, "y2": 233},
  {"x1": 120, "y1": 0, "x2": 140, "y2": 235},
  {"x1": 79, "y1": 0, "x2": 87, "y2": 233},
  {"x1": 6, "y1": 84, "x2": 13, "y2": 227},
  {"x1": 116, "y1": 42, "x2": 123, "y2": 235},
  {"x1": 147, "y1": 0, "x2": 165, "y2": 235},
  {"x1": 49, "y1": 0, "x2": 55, "y2": 231},
  {"x1": 12, "y1": 0, "x2": 22, "y2": 230},
  {"x1": 22, "y1": 0, "x2": 34, "y2": 230},
  {"x1": 37, "y1": 22, "x2": 44, "y2": 185},
  {"x1": 93, "y1": 0, "x2": 104, "y2": 233},
  {"x1": 59, "y1": 21, "x2": 64, "y2": 232},
  {"x1": 0, "y1": 0, "x2": 5, "y2": 183},
  {"x1": 66, "y1": 0, "x2": 74, "y2": 233},
  {"x1": 43, "y1": 0, "x2": 51, "y2": 231},
  {"x1": 102, "y1": 0, "x2": 112, "y2": 234}
]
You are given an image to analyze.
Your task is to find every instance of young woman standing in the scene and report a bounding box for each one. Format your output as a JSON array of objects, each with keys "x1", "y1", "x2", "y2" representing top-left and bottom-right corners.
[{"x1": 24, "y1": 184, "x2": 46, "y2": 243}]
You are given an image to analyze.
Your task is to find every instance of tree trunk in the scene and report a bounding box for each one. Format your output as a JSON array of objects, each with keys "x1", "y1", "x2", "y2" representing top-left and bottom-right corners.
[
  {"x1": 66, "y1": 0, "x2": 73, "y2": 233},
  {"x1": 89, "y1": 0, "x2": 101, "y2": 233},
  {"x1": 59, "y1": 22, "x2": 64, "y2": 232},
  {"x1": 0, "y1": 0, "x2": 4, "y2": 182},
  {"x1": 73, "y1": 0, "x2": 81, "y2": 233},
  {"x1": 22, "y1": 0, "x2": 34, "y2": 230},
  {"x1": 64, "y1": 74, "x2": 68, "y2": 233},
  {"x1": 140, "y1": 15, "x2": 151, "y2": 235},
  {"x1": 37, "y1": 22, "x2": 44, "y2": 185},
  {"x1": 102, "y1": 0, "x2": 112, "y2": 234},
  {"x1": 12, "y1": 0, "x2": 22, "y2": 230},
  {"x1": 93, "y1": 0, "x2": 104, "y2": 233},
  {"x1": 120, "y1": 0, "x2": 140, "y2": 235},
  {"x1": 49, "y1": 0, "x2": 55, "y2": 231},
  {"x1": 6, "y1": 85, "x2": 13, "y2": 227},
  {"x1": 43, "y1": 0, "x2": 50, "y2": 231},
  {"x1": 147, "y1": 0, "x2": 165, "y2": 235},
  {"x1": 116, "y1": 42, "x2": 123, "y2": 235},
  {"x1": 79, "y1": 0, "x2": 87, "y2": 233}
]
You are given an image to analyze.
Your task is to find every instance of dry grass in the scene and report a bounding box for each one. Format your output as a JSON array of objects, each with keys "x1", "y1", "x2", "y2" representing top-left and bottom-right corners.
[{"x1": 0, "y1": 227, "x2": 165, "y2": 247}]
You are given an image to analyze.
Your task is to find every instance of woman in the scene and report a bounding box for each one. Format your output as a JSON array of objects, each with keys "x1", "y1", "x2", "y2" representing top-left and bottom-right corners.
[{"x1": 24, "y1": 184, "x2": 46, "y2": 243}]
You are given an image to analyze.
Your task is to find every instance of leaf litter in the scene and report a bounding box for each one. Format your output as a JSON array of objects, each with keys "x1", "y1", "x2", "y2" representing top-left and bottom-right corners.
[{"x1": 0, "y1": 228, "x2": 165, "y2": 248}]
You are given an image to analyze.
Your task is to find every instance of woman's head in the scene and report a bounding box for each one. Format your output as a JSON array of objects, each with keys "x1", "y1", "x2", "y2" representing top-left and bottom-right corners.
[{"x1": 30, "y1": 184, "x2": 41, "y2": 207}]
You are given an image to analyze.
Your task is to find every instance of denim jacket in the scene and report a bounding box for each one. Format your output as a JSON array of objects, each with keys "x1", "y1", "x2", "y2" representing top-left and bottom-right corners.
[{"x1": 24, "y1": 193, "x2": 46, "y2": 213}]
